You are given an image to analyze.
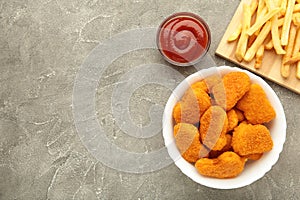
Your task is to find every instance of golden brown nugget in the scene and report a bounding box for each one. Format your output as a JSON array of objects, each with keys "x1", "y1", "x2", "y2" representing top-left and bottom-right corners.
[
  {"x1": 172, "y1": 101, "x2": 200, "y2": 125},
  {"x1": 233, "y1": 108, "x2": 245, "y2": 122},
  {"x1": 195, "y1": 151, "x2": 246, "y2": 178},
  {"x1": 173, "y1": 87, "x2": 211, "y2": 124},
  {"x1": 227, "y1": 109, "x2": 239, "y2": 131},
  {"x1": 236, "y1": 84, "x2": 276, "y2": 124},
  {"x1": 212, "y1": 72, "x2": 251, "y2": 111},
  {"x1": 239, "y1": 120, "x2": 249, "y2": 125},
  {"x1": 182, "y1": 87, "x2": 211, "y2": 115},
  {"x1": 174, "y1": 100, "x2": 200, "y2": 125},
  {"x1": 203, "y1": 74, "x2": 223, "y2": 91},
  {"x1": 209, "y1": 134, "x2": 232, "y2": 158},
  {"x1": 232, "y1": 123, "x2": 273, "y2": 156},
  {"x1": 223, "y1": 134, "x2": 232, "y2": 152},
  {"x1": 211, "y1": 135, "x2": 227, "y2": 151},
  {"x1": 173, "y1": 102, "x2": 182, "y2": 124},
  {"x1": 191, "y1": 81, "x2": 208, "y2": 93},
  {"x1": 174, "y1": 123, "x2": 209, "y2": 162},
  {"x1": 200, "y1": 106, "x2": 228, "y2": 151}
]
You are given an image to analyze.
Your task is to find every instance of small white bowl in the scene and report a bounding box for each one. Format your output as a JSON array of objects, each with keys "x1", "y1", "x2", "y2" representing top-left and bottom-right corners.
[{"x1": 162, "y1": 66, "x2": 286, "y2": 189}]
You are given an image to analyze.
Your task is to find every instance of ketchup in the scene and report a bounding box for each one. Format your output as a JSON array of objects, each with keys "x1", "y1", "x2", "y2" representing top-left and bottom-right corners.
[{"x1": 157, "y1": 13, "x2": 211, "y2": 66}]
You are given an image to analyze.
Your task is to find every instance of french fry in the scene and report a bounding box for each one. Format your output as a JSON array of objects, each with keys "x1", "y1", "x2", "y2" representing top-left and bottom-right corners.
[
  {"x1": 247, "y1": 7, "x2": 281, "y2": 36},
  {"x1": 281, "y1": 0, "x2": 287, "y2": 15},
  {"x1": 283, "y1": 23, "x2": 297, "y2": 63},
  {"x1": 272, "y1": 0, "x2": 280, "y2": 7},
  {"x1": 228, "y1": 0, "x2": 258, "y2": 43},
  {"x1": 227, "y1": 0, "x2": 300, "y2": 80},
  {"x1": 292, "y1": 12, "x2": 300, "y2": 25},
  {"x1": 281, "y1": 0, "x2": 296, "y2": 46},
  {"x1": 297, "y1": 62, "x2": 300, "y2": 79},
  {"x1": 264, "y1": 0, "x2": 271, "y2": 10},
  {"x1": 271, "y1": 14, "x2": 286, "y2": 54},
  {"x1": 255, "y1": 4, "x2": 268, "y2": 36},
  {"x1": 283, "y1": 27, "x2": 300, "y2": 64},
  {"x1": 257, "y1": 0, "x2": 265, "y2": 17},
  {"x1": 281, "y1": 64, "x2": 291, "y2": 77},
  {"x1": 244, "y1": 21, "x2": 271, "y2": 62},
  {"x1": 264, "y1": 34, "x2": 274, "y2": 49},
  {"x1": 282, "y1": 23, "x2": 297, "y2": 77},
  {"x1": 250, "y1": 0, "x2": 259, "y2": 15},
  {"x1": 228, "y1": 24, "x2": 242, "y2": 42},
  {"x1": 278, "y1": 17, "x2": 285, "y2": 26},
  {"x1": 255, "y1": 45, "x2": 265, "y2": 68},
  {"x1": 236, "y1": 4, "x2": 252, "y2": 62},
  {"x1": 265, "y1": 39, "x2": 274, "y2": 49},
  {"x1": 284, "y1": 52, "x2": 300, "y2": 64},
  {"x1": 294, "y1": 4, "x2": 300, "y2": 12},
  {"x1": 292, "y1": 26, "x2": 300, "y2": 55}
]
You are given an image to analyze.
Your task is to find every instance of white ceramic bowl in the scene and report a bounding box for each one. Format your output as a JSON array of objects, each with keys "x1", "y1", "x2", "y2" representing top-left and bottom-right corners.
[{"x1": 162, "y1": 66, "x2": 286, "y2": 189}]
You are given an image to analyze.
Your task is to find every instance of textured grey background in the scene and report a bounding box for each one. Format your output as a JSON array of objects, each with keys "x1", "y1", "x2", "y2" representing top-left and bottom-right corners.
[{"x1": 0, "y1": 0, "x2": 299, "y2": 199}]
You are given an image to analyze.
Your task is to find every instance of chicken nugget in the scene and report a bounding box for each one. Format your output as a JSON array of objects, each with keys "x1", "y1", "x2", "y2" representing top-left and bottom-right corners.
[
  {"x1": 227, "y1": 109, "x2": 239, "y2": 131},
  {"x1": 191, "y1": 81, "x2": 208, "y2": 93},
  {"x1": 195, "y1": 151, "x2": 246, "y2": 178},
  {"x1": 209, "y1": 134, "x2": 232, "y2": 158},
  {"x1": 233, "y1": 108, "x2": 245, "y2": 122},
  {"x1": 173, "y1": 102, "x2": 182, "y2": 124},
  {"x1": 236, "y1": 84, "x2": 276, "y2": 124},
  {"x1": 239, "y1": 120, "x2": 249, "y2": 125},
  {"x1": 223, "y1": 134, "x2": 232, "y2": 152},
  {"x1": 182, "y1": 87, "x2": 211, "y2": 116},
  {"x1": 212, "y1": 72, "x2": 251, "y2": 111},
  {"x1": 204, "y1": 74, "x2": 223, "y2": 92},
  {"x1": 174, "y1": 123, "x2": 209, "y2": 162},
  {"x1": 232, "y1": 123, "x2": 273, "y2": 156},
  {"x1": 172, "y1": 100, "x2": 199, "y2": 125},
  {"x1": 173, "y1": 86, "x2": 211, "y2": 124},
  {"x1": 199, "y1": 106, "x2": 228, "y2": 151}
]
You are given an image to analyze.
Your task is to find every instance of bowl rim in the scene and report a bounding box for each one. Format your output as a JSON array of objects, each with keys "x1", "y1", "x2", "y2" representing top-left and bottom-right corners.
[{"x1": 162, "y1": 66, "x2": 287, "y2": 189}]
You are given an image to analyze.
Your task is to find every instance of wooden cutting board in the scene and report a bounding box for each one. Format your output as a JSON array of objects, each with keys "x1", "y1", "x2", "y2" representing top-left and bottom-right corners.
[{"x1": 216, "y1": 0, "x2": 300, "y2": 94}]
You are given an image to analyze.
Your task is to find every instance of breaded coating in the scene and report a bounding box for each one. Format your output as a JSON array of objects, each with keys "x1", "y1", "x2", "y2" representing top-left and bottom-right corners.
[
  {"x1": 211, "y1": 135, "x2": 227, "y2": 151},
  {"x1": 182, "y1": 87, "x2": 211, "y2": 116},
  {"x1": 173, "y1": 102, "x2": 182, "y2": 124},
  {"x1": 195, "y1": 152, "x2": 246, "y2": 178},
  {"x1": 234, "y1": 108, "x2": 245, "y2": 122},
  {"x1": 227, "y1": 109, "x2": 239, "y2": 131},
  {"x1": 174, "y1": 123, "x2": 209, "y2": 162},
  {"x1": 172, "y1": 100, "x2": 199, "y2": 125},
  {"x1": 204, "y1": 74, "x2": 223, "y2": 91},
  {"x1": 173, "y1": 86, "x2": 211, "y2": 124},
  {"x1": 239, "y1": 120, "x2": 249, "y2": 125},
  {"x1": 191, "y1": 81, "x2": 208, "y2": 93},
  {"x1": 232, "y1": 123, "x2": 273, "y2": 156},
  {"x1": 244, "y1": 153, "x2": 263, "y2": 161},
  {"x1": 212, "y1": 72, "x2": 251, "y2": 111},
  {"x1": 236, "y1": 84, "x2": 276, "y2": 124},
  {"x1": 209, "y1": 134, "x2": 232, "y2": 158},
  {"x1": 223, "y1": 134, "x2": 232, "y2": 152},
  {"x1": 199, "y1": 106, "x2": 228, "y2": 151}
]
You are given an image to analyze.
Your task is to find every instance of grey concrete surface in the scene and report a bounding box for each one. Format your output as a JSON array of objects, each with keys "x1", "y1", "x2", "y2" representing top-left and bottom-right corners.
[{"x1": 0, "y1": 0, "x2": 299, "y2": 199}]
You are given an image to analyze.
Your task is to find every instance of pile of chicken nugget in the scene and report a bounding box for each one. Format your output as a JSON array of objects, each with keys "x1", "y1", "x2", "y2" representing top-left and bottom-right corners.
[{"x1": 173, "y1": 71, "x2": 276, "y2": 178}]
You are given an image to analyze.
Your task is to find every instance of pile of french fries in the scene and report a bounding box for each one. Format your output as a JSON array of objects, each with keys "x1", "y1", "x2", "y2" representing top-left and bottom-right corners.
[{"x1": 228, "y1": 0, "x2": 300, "y2": 79}]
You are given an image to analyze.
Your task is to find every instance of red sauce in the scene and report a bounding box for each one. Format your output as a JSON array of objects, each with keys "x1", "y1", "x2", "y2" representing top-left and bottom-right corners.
[{"x1": 157, "y1": 13, "x2": 210, "y2": 66}]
